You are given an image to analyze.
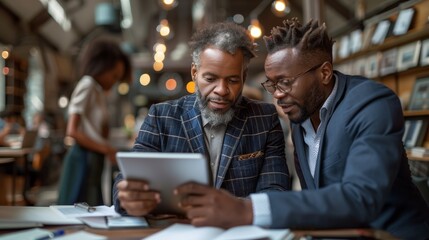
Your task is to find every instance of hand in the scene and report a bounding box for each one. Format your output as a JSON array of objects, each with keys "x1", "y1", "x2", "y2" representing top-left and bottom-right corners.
[
  {"x1": 174, "y1": 182, "x2": 253, "y2": 229},
  {"x1": 105, "y1": 146, "x2": 117, "y2": 165},
  {"x1": 116, "y1": 179, "x2": 161, "y2": 216}
]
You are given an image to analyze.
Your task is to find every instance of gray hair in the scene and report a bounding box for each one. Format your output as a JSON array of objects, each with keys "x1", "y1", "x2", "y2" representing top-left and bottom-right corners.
[{"x1": 189, "y1": 22, "x2": 257, "y2": 68}]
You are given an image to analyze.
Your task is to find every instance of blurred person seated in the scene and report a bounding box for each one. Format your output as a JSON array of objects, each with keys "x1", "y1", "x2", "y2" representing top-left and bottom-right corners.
[{"x1": 0, "y1": 109, "x2": 26, "y2": 147}]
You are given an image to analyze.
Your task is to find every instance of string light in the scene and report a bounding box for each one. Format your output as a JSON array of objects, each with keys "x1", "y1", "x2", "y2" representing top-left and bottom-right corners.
[
  {"x1": 248, "y1": 19, "x2": 263, "y2": 39},
  {"x1": 157, "y1": 19, "x2": 171, "y2": 37},
  {"x1": 154, "y1": 51, "x2": 165, "y2": 62},
  {"x1": 271, "y1": 0, "x2": 290, "y2": 17},
  {"x1": 165, "y1": 78, "x2": 177, "y2": 91},
  {"x1": 117, "y1": 82, "x2": 129, "y2": 95},
  {"x1": 1, "y1": 50, "x2": 9, "y2": 59},
  {"x1": 154, "y1": 42, "x2": 167, "y2": 53},
  {"x1": 186, "y1": 81, "x2": 195, "y2": 93},
  {"x1": 139, "y1": 73, "x2": 151, "y2": 86},
  {"x1": 153, "y1": 61, "x2": 164, "y2": 71},
  {"x1": 247, "y1": 0, "x2": 271, "y2": 39},
  {"x1": 159, "y1": 0, "x2": 178, "y2": 10}
]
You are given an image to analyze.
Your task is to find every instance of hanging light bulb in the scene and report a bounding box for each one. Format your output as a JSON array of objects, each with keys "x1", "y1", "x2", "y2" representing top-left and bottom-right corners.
[
  {"x1": 248, "y1": 19, "x2": 263, "y2": 39},
  {"x1": 157, "y1": 19, "x2": 171, "y2": 37},
  {"x1": 158, "y1": 0, "x2": 178, "y2": 10},
  {"x1": 271, "y1": 0, "x2": 290, "y2": 17}
]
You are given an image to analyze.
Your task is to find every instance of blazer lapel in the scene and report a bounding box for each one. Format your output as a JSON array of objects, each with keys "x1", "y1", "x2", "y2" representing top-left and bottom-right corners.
[
  {"x1": 181, "y1": 98, "x2": 206, "y2": 155},
  {"x1": 215, "y1": 101, "x2": 247, "y2": 188},
  {"x1": 291, "y1": 124, "x2": 316, "y2": 189},
  {"x1": 313, "y1": 72, "x2": 347, "y2": 187}
]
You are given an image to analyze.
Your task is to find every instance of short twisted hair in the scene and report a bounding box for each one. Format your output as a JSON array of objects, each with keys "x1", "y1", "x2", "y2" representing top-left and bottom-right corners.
[
  {"x1": 264, "y1": 18, "x2": 334, "y2": 62},
  {"x1": 189, "y1": 22, "x2": 257, "y2": 68}
]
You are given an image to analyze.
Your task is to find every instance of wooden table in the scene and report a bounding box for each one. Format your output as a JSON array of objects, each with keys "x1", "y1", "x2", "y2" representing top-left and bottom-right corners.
[
  {"x1": 0, "y1": 148, "x2": 34, "y2": 205},
  {"x1": 0, "y1": 207, "x2": 398, "y2": 240},
  {"x1": 53, "y1": 224, "x2": 398, "y2": 240},
  {"x1": 0, "y1": 222, "x2": 399, "y2": 240}
]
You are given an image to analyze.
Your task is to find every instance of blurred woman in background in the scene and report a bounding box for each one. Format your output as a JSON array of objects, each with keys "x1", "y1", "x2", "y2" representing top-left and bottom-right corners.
[{"x1": 57, "y1": 37, "x2": 131, "y2": 205}]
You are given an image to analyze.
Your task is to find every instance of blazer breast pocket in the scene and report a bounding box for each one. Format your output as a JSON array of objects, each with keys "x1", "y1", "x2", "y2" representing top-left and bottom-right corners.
[{"x1": 238, "y1": 150, "x2": 264, "y2": 160}]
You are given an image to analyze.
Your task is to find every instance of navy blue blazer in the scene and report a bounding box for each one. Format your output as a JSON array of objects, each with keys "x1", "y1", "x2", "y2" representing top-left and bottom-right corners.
[
  {"x1": 113, "y1": 95, "x2": 290, "y2": 212},
  {"x1": 267, "y1": 72, "x2": 429, "y2": 239}
]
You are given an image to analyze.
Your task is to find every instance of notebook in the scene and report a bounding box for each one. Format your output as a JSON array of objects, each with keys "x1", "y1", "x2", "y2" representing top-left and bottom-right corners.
[{"x1": 116, "y1": 152, "x2": 211, "y2": 215}]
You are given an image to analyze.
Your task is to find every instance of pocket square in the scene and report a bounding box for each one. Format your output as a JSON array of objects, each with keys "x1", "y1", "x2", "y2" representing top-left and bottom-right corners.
[{"x1": 239, "y1": 151, "x2": 264, "y2": 160}]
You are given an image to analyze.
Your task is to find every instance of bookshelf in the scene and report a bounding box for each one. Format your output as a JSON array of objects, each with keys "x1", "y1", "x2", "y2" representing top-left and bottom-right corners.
[
  {"x1": 334, "y1": 0, "x2": 429, "y2": 151},
  {"x1": 1, "y1": 54, "x2": 28, "y2": 113}
]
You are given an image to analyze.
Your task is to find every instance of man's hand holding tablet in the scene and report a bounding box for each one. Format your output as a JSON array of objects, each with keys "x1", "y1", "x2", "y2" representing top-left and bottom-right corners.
[{"x1": 116, "y1": 152, "x2": 211, "y2": 217}]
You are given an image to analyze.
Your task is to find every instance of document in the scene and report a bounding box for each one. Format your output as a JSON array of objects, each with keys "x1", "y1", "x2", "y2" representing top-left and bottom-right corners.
[
  {"x1": 0, "y1": 206, "x2": 82, "y2": 227},
  {"x1": 79, "y1": 216, "x2": 149, "y2": 229},
  {"x1": 0, "y1": 228, "x2": 106, "y2": 240},
  {"x1": 50, "y1": 205, "x2": 120, "y2": 218},
  {"x1": 143, "y1": 223, "x2": 291, "y2": 240},
  {"x1": 0, "y1": 228, "x2": 52, "y2": 240}
]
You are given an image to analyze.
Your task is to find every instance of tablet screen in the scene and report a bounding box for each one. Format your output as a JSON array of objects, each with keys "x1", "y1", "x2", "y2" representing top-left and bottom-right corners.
[{"x1": 116, "y1": 152, "x2": 211, "y2": 215}]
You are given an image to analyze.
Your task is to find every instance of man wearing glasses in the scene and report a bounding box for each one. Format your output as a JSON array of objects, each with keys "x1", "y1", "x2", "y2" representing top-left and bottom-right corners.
[{"x1": 175, "y1": 18, "x2": 429, "y2": 239}]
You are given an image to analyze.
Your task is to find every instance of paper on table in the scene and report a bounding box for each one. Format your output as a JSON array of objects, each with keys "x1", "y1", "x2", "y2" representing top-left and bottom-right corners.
[
  {"x1": 143, "y1": 223, "x2": 290, "y2": 240},
  {"x1": 54, "y1": 230, "x2": 107, "y2": 240},
  {"x1": 50, "y1": 205, "x2": 120, "y2": 218},
  {"x1": 0, "y1": 206, "x2": 82, "y2": 226},
  {"x1": 0, "y1": 228, "x2": 52, "y2": 240},
  {"x1": 213, "y1": 225, "x2": 290, "y2": 240},
  {"x1": 0, "y1": 222, "x2": 43, "y2": 229},
  {"x1": 79, "y1": 216, "x2": 149, "y2": 229},
  {"x1": 143, "y1": 223, "x2": 224, "y2": 240}
]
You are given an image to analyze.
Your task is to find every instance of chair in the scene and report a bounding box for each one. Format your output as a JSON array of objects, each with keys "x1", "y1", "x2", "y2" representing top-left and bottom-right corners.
[
  {"x1": 412, "y1": 175, "x2": 429, "y2": 205},
  {"x1": 0, "y1": 158, "x2": 16, "y2": 205}
]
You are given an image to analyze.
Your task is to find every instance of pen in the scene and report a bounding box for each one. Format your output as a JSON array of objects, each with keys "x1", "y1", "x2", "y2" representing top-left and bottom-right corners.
[
  {"x1": 74, "y1": 202, "x2": 96, "y2": 212},
  {"x1": 35, "y1": 229, "x2": 65, "y2": 240}
]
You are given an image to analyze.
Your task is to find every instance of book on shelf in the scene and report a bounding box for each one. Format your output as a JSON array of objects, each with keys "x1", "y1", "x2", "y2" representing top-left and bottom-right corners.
[{"x1": 410, "y1": 147, "x2": 429, "y2": 157}]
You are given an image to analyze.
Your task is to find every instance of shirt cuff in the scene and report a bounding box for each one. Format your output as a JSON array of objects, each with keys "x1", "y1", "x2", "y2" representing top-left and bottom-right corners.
[{"x1": 250, "y1": 193, "x2": 272, "y2": 227}]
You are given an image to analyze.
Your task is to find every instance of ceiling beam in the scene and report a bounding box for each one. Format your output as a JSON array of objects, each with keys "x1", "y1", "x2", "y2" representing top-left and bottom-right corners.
[
  {"x1": 0, "y1": 1, "x2": 20, "y2": 22},
  {"x1": 28, "y1": 8, "x2": 51, "y2": 31},
  {"x1": 325, "y1": 0, "x2": 354, "y2": 19}
]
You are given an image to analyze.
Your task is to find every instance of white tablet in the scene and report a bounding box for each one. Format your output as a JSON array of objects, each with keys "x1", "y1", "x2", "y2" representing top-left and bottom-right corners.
[{"x1": 116, "y1": 152, "x2": 211, "y2": 215}]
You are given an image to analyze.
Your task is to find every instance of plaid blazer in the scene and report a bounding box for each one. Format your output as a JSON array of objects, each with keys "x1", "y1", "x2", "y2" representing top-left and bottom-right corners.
[{"x1": 114, "y1": 94, "x2": 289, "y2": 204}]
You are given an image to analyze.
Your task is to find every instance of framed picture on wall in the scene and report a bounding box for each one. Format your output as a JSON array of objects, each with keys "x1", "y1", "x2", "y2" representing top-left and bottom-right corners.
[
  {"x1": 408, "y1": 76, "x2": 429, "y2": 110},
  {"x1": 397, "y1": 41, "x2": 421, "y2": 71},
  {"x1": 380, "y1": 48, "x2": 398, "y2": 76},
  {"x1": 371, "y1": 20, "x2": 391, "y2": 45},
  {"x1": 350, "y1": 29, "x2": 362, "y2": 54},
  {"x1": 352, "y1": 57, "x2": 367, "y2": 76},
  {"x1": 403, "y1": 119, "x2": 428, "y2": 148},
  {"x1": 393, "y1": 8, "x2": 415, "y2": 36},
  {"x1": 338, "y1": 35, "x2": 350, "y2": 59},
  {"x1": 420, "y1": 39, "x2": 429, "y2": 66},
  {"x1": 365, "y1": 53, "x2": 381, "y2": 78}
]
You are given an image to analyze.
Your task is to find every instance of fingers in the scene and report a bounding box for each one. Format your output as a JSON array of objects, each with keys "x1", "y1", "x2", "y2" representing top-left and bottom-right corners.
[
  {"x1": 117, "y1": 179, "x2": 150, "y2": 191},
  {"x1": 120, "y1": 198, "x2": 159, "y2": 216},
  {"x1": 175, "y1": 182, "x2": 210, "y2": 195},
  {"x1": 178, "y1": 192, "x2": 209, "y2": 208},
  {"x1": 117, "y1": 179, "x2": 160, "y2": 216}
]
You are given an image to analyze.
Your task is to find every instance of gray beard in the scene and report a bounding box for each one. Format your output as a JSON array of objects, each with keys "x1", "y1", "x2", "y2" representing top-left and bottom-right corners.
[{"x1": 196, "y1": 88, "x2": 236, "y2": 127}]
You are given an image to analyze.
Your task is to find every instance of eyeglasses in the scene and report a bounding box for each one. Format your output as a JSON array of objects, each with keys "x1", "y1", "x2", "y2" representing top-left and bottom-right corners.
[{"x1": 261, "y1": 63, "x2": 323, "y2": 94}]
